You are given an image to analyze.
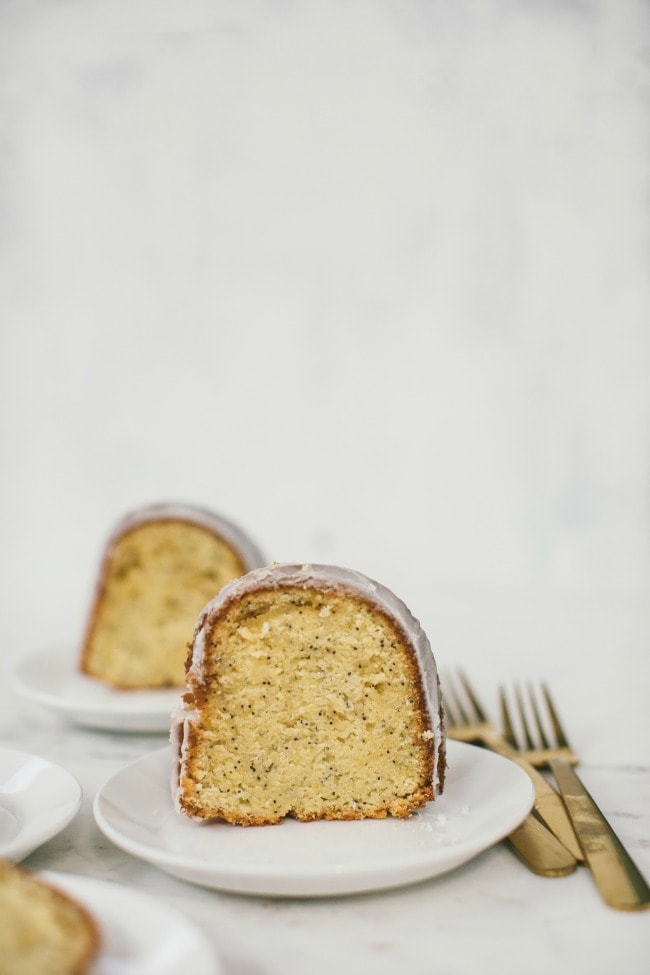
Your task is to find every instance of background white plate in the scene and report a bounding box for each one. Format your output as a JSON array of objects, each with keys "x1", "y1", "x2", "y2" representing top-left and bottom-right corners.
[
  {"x1": 0, "y1": 747, "x2": 82, "y2": 861},
  {"x1": 13, "y1": 649, "x2": 181, "y2": 732},
  {"x1": 94, "y1": 740, "x2": 534, "y2": 897},
  {"x1": 41, "y1": 871, "x2": 220, "y2": 975}
]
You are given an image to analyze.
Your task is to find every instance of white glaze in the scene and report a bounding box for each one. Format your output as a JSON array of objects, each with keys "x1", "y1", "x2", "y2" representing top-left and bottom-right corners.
[
  {"x1": 173, "y1": 563, "x2": 445, "y2": 810},
  {"x1": 104, "y1": 502, "x2": 266, "y2": 573}
]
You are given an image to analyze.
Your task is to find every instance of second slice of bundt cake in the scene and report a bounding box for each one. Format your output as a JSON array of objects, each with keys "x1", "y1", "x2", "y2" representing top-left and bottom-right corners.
[
  {"x1": 79, "y1": 503, "x2": 265, "y2": 689},
  {"x1": 0, "y1": 860, "x2": 101, "y2": 975},
  {"x1": 172, "y1": 563, "x2": 446, "y2": 825}
]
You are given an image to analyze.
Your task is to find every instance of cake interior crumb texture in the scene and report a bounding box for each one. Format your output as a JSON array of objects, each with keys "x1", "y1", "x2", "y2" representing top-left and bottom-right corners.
[
  {"x1": 0, "y1": 860, "x2": 100, "y2": 975},
  {"x1": 82, "y1": 520, "x2": 247, "y2": 688},
  {"x1": 178, "y1": 587, "x2": 436, "y2": 825}
]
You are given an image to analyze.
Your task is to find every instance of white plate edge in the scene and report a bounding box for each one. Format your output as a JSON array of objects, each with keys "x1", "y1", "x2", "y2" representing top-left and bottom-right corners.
[
  {"x1": 0, "y1": 747, "x2": 83, "y2": 861},
  {"x1": 93, "y1": 741, "x2": 535, "y2": 892}
]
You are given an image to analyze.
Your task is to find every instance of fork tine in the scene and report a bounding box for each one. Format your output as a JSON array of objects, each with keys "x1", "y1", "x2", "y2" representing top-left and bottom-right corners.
[
  {"x1": 441, "y1": 686, "x2": 460, "y2": 727},
  {"x1": 528, "y1": 683, "x2": 552, "y2": 749},
  {"x1": 515, "y1": 684, "x2": 537, "y2": 750},
  {"x1": 457, "y1": 671, "x2": 488, "y2": 722},
  {"x1": 442, "y1": 672, "x2": 472, "y2": 725},
  {"x1": 498, "y1": 687, "x2": 519, "y2": 747},
  {"x1": 541, "y1": 683, "x2": 571, "y2": 749}
]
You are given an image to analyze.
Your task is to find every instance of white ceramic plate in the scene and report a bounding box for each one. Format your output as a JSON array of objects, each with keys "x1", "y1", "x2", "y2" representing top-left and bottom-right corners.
[
  {"x1": 41, "y1": 871, "x2": 220, "y2": 975},
  {"x1": 94, "y1": 740, "x2": 534, "y2": 897},
  {"x1": 13, "y1": 649, "x2": 182, "y2": 733},
  {"x1": 0, "y1": 747, "x2": 82, "y2": 862}
]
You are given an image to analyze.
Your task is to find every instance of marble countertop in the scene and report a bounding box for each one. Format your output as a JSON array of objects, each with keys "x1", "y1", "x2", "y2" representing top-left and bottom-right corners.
[
  {"x1": 1, "y1": 1, "x2": 649, "y2": 972},
  {"x1": 2, "y1": 584, "x2": 648, "y2": 975}
]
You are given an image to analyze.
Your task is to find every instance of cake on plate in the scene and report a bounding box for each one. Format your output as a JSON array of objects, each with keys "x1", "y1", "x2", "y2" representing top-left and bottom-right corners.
[
  {"x1": 79, "y1": 502, "x2": 265, "y2": 689},
  {"x1": 0, "y1": 860, "x2": 101, "y2": 975},
  {"x1": 172, "y1": 563, "x2": 446, "y2": 825}
]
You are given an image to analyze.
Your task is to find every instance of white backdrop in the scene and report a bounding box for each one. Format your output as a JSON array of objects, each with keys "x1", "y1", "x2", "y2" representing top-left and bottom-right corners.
[{"x1": 1, "y1": 1, "x2": 649, "y2": 749}]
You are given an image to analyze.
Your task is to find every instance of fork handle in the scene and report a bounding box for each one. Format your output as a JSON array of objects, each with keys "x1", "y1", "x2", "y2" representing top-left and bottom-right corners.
[
  {"x1": 482, "y1": 732, "x2": 584, "y2": 863},
  {"x1": 550, "y1": 758, "x2": 650, "y2": 911},
  {"x1": 506, "y1": 814, "x2": 577, "y2": 877}
]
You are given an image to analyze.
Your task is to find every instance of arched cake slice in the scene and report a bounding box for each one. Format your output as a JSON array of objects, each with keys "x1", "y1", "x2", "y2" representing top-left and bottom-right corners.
[
  {"x1": 172, "y1": 563, "x2": 446, "y2": 825},
  {"x1": 79, "y1": 503, "x2": 265, "y2": 689},
  {"x1": 0, "y1": 860, "x2": 101, "y2": 975}
]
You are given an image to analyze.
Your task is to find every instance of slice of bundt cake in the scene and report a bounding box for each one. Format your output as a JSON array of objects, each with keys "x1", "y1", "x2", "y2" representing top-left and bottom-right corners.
[
  {"x1": 172, "y1": 563, "x2": 446, "y2": 825},
  {"x1": 79, "y1": 503, "x2": 265, "y2": 689},
  {"x1": 0, "y1": 860, "x2": 101, "y2": 975}
]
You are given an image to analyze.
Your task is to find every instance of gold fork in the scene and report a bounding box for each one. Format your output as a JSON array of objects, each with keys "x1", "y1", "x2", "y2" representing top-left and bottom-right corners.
[
  {"x1": 443, "y1": 673, "x2": 580, "y2": 876},
  {"x1": 500, "y1": 683, "x2": 650, "y2": 911}
]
